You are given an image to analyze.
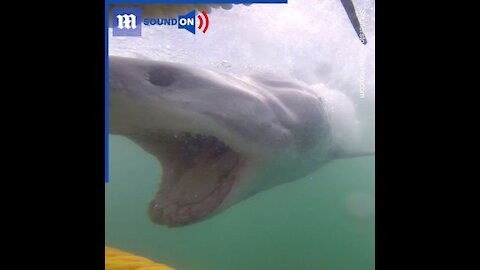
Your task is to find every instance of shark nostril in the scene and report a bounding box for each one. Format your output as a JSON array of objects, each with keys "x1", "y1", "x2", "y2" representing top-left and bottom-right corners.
[{"x1": 149, "y1": 68, "x2": 176, "y2": 87}]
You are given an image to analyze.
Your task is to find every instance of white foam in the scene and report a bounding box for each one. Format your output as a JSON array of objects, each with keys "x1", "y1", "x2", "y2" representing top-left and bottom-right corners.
[{"x1": 312, "y1": 84, "x2": 359, "y2": 146}]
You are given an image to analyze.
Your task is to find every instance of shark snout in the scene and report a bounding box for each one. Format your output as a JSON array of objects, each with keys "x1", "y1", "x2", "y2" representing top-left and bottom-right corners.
[{"x1": 109, "y1": 55, "x2": 217, "y2": 102}]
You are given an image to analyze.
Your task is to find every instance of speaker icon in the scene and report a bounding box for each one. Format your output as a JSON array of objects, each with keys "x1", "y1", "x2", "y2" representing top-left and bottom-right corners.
[
  {"x1": 197, "y1": 11, "x2": 209, "y2": 33},
  {"x1": 178, "y1": 10, "x2": 209, "y2": 35}
]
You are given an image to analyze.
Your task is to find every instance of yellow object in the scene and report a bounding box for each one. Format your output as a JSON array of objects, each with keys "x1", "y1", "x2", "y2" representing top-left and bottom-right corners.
[{"x1": 106, "y1": 246, "x2": 175, "y2": 270}]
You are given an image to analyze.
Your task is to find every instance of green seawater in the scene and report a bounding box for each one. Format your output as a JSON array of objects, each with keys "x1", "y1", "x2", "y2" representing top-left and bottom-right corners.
[{"x1": 106, "y1": 135, "x2": 375, "y2": 270}]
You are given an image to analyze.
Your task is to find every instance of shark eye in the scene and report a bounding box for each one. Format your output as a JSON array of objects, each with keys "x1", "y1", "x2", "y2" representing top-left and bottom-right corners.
[{"x1": 149, "y1": 68, "x2": 176, "y2": 87}]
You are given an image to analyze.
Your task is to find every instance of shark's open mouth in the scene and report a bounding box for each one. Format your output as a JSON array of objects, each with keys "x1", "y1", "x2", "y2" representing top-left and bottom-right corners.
[{"x1": 145, "y1": 132, "x2": 244, "y2": 227}]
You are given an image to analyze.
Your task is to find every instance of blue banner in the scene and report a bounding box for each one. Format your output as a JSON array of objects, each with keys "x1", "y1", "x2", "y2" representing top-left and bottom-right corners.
[{"x1": 108, "y1": 1, "x2": 287, "y2": 3}]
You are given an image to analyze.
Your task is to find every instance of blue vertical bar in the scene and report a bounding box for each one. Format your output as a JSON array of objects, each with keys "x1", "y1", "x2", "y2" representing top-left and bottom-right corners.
[{"x1": 105, "y1": 0, "x2": 109, "y2": 183}]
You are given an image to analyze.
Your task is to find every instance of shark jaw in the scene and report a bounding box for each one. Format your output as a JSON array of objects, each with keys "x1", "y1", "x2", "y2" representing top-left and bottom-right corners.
[
  {"x1": 129, "y1": 131, "x2": 249, "y2": 227},
  {"x1": 109, "y1": 56, "x2": 372, "y2": 228},
  {"x1": 108, "y1": 55, "x2": 270, "y2": 227}
]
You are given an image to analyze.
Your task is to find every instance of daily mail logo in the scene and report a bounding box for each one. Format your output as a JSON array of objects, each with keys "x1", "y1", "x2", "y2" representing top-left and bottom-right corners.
[
  {"x1": 112, "y1": 8, "x2": 142, "y2": 36},
  {"x1": 112, "y1": 7, "x2": 209, "y2": 37}
]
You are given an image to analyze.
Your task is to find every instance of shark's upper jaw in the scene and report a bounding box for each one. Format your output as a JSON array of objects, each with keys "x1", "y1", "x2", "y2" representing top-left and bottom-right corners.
[{"x1": 134, "y1": 131, "x2": 247, "y2": 227}]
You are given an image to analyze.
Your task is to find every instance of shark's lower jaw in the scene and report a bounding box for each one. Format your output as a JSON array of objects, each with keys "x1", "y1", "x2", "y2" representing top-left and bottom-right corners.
[{"x1": 146, "y1": 132, "x2": 244, "y2": 227}]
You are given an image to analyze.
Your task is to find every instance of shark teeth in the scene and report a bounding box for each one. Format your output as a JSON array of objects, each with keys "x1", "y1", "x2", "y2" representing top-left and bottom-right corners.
[{"x1": 147, "y1": 132, "x2": 243, "y2": 227}]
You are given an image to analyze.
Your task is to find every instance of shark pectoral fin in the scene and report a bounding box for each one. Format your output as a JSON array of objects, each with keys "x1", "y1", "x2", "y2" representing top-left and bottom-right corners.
[
  {"x1": 340, "y1": 0, "x2": 367, "y2": 44},
  {"x1": 330, "y1": 147, "x2": 375, "y2": 160}
]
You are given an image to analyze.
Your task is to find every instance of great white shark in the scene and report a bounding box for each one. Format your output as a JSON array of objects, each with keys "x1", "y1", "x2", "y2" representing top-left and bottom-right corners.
[{"x1": 109, "y1": 56, "x2": 374, "y2": 227}]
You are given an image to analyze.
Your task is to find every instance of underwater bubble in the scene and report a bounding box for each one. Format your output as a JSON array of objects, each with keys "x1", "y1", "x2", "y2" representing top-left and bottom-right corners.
[
  {"x1": 220, "y1": 60, "x2": 232, "y2": 68},
  {"x1": 345, "y1": 191, "x2": 375, "y2": 220}
]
